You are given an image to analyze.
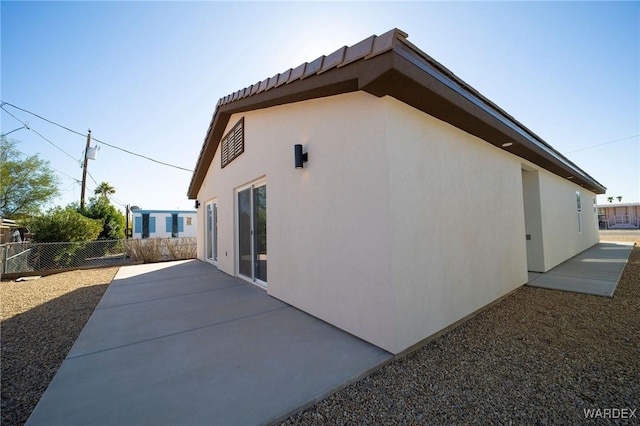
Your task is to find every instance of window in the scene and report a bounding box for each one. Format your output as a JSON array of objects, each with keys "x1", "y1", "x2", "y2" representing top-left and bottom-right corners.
[
  {"x1": 186, "y1": 217, "x2": 192, "y2": 226},
  {"x1": 165, "y1": 214, "x2": 184, "y2": 237},
  {"x1": 142, "y1": 214, "x2": 155, "y2": 238},
  {"x1": 221, "y1": 117, "x2": 245, "y2": 168},
  {"x1": 576, "y1": 192, "x2": 582, "y2": 233},
  {"x1": 206, "y1": 201, "x2": 218, "y2": 263}
]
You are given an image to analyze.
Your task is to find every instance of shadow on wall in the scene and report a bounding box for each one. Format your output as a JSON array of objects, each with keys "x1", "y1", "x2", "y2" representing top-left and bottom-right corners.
[{"x1": 1, "y1": 284, "x2": 109, "y2": 426}]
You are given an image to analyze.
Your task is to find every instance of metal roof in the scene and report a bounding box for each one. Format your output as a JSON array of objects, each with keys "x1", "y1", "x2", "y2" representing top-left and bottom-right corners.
[{"x1": 188, "y1": 28, "x2": 606, "y2": 198}]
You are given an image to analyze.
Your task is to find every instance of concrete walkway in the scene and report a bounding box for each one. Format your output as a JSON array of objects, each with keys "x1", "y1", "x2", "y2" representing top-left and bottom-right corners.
[
  {"x1": 26, "y1": 260, "x2": 391, "y2": 426},
  {"x1": 526, "y1": 242, "x2": 635, "y2": 297}
]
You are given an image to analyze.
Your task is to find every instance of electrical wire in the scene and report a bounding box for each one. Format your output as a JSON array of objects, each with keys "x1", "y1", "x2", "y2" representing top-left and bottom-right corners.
[
  {"x1": 13, "y1": 147, "x2": 80, "y2": 183},
  {"x1": 90, "y1": 136, "x2": 194, "y2": 172},
  {"x1": 108, "y1": 194, "x2": 129, "y2": 207},
  {"x1": 86, "y1": 170, "x2": 100, "y2": 187},
  {"x1": 1, "y1": 101, "x2": 194, "y2": 172},
  {"x1": 1, "y1": 106, "x2": 81, "y2": 165},
  {"x1": 565, "y1": 134, "x2": 639, "y2": 154}
]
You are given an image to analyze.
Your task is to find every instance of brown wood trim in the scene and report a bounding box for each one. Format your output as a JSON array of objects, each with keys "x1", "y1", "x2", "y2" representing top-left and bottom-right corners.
[{"x1": 188, "y1": 34, "x2": 605, "y2": 198}]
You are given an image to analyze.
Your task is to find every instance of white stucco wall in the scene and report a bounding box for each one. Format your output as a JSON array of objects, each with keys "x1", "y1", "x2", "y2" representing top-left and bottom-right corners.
[
  {"x1": 384, "y1": 97, "x2": 529, "y2": 352},
  {"x1": 195, "y1": 91, "x2": 600, "y2": 354},
  {"x1": 196, "y1": 92, "x2": 397, "y2": 350},
  {"x1": 536, "y1": 169, "x2": 599, "y2": 271}
]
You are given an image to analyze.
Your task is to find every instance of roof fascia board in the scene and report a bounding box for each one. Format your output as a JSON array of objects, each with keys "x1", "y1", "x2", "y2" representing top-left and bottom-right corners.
[
  {"x1": 391, "y1": 45, "x2": 605, "y2": 193},
  {"x1": 188, "y1": 30, "x2": 605, "y2": 197},
  {"x1": 187, "y1": 56, "x2": 395, "y2": 198}
]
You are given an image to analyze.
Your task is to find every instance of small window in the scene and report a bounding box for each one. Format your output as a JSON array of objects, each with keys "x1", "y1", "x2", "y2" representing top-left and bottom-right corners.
[
  {"x1": 221, "y1": 117, "x2": 245, "y2": 168},
  {"x1": 576, "y1": 191, "x2": 582, "y2": 233},
  {"x1": 186, "y1": 217, "x2": 192, "y2": 226}
]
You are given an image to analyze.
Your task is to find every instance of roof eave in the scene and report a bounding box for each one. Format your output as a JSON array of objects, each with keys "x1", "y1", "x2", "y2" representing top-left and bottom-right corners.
[{"x1": 188, "y1": 30, "x2": 606, "y2": 198}]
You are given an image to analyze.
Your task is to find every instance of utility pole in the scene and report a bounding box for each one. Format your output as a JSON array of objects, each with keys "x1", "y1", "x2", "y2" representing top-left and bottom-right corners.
[
  {"x1": 80, "y1": 130, "x2": 91, "y2": 210},
  {"x1": 125, "y1": 204, "x2": 130, "y2": 239}
]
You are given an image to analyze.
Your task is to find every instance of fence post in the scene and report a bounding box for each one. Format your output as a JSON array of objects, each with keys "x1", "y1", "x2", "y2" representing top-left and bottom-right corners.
[{"x1": 1, "y1": 245, "x2": 7, "y2": 276}]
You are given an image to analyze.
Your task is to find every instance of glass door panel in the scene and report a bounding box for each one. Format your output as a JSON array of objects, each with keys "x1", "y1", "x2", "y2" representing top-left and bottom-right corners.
[
  {"x1": 213, "y1": 203, "x2": 218, "y2": 262},
  {"x1": 253, "y1": 185, "x2": 267, "y2": 283},
  {"x1": 238, "y1": 188, "x2": 252, "y2": 278}
]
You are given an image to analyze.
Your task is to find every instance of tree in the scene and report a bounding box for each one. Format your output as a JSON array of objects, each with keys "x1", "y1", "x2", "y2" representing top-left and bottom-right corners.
[
  {"x1": 28, "y1": 207, "x2": 102, "y2": 242},
  {"x1": 616, "y1": 196, "x2": 622, "y2": 203},
  {"x1": 94, "y1": 181, "x2": 115, "y2": 198},
  {"x1": 80, "y1": 196, "x2": 125, "y2": 240},
  {"x1": 0, "y1": 137, "x2": 60, "y2": 219},
  {"x1": 607, "y1": 197, "x2": 614, "y2": 203}
]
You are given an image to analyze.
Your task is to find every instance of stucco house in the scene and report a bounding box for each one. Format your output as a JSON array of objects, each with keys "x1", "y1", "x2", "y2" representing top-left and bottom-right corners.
[
  {"x1": 187, "y1": 29, "x2": 606, "y2": 354},
  {"x1": 131, "y1": 209, "x2": 197, "y2": 239}
]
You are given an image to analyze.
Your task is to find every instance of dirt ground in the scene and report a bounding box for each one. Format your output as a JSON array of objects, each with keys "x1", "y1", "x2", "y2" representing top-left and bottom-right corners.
[{"x1": 599, "y1": 229, "x2": 640, "y2": 244}]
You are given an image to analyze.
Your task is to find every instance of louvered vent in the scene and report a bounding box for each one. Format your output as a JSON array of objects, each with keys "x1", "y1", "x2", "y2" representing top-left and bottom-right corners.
[{"x1": 221, "y1": 117, "x2": 245, "y2": 168}]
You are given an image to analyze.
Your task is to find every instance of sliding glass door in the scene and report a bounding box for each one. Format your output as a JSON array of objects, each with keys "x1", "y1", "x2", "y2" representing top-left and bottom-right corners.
[{"x1": 237, "y1": 181, "x2": 267, "y2": 286}]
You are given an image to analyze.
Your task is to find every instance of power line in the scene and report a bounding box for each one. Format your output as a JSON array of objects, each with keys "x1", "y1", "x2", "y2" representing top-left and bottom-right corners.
[
  {"x1": 1, "y1": 101, "x2": 86, "y2": 137},
  {"x1": 91, "y1": 135, "x2": 193, "y2": 172},
  {"x1": 1, "y1": 105, "x2": 81, "y2": 165},
  {"x1": 1, "y1": 101, "x2": 194, "y2": 172},
  {"x1": 566, "y1": 134, "x2": 639, "y2": 154},
  {"x1": 87, "y1": 170, "x2": 100, "y2": 187},
  {"x1": 108, "y1": 194, "x2": 129, "y2": 207},
  {"x1": 14, "y1": 147, "x2": 80, "y2": 183}
]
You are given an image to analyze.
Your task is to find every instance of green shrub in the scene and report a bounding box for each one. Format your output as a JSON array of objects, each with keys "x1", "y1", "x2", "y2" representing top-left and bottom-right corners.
[{"x1": 28, "y1": 208, "x2": 102, "y2": 243}]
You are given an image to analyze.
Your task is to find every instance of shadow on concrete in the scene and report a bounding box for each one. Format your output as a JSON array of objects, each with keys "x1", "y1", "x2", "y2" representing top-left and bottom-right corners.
[{"x1": 1, "y1": 284, "x2": 109, "y2": 426}]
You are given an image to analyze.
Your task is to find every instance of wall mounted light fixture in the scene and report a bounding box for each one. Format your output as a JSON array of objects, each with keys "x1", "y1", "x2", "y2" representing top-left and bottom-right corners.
[
  {"x1": 294, "y1": 144, "x2": 308, "y2": 169},
  {"x1": 194, "y1": 200, "x2": 201, "y2": 209}
]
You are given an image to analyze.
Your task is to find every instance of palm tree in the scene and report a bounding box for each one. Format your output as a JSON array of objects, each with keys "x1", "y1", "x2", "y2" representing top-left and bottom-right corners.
[
  {"x1": 616, "y1": 196, "x2": 622, "y2": 203},
  {"x1": 607, "y1": 196, "x2": 614, "y2": 203},
  {"x1": 94, "y1": 182, "x2": 116, "y2": 198}
]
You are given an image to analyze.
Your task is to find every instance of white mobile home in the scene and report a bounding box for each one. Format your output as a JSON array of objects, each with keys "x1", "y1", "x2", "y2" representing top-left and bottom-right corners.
[
  {"x1": 187, "y1": 29, "x2": 605, "y2": 354},
  {"x1": 131, "y1": 209, "x2": 197, "y2": 239}
]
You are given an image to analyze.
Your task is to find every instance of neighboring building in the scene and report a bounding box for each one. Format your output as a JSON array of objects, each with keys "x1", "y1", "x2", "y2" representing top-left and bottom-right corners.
[
  {"x1": 1, "y1": 218, "x2": 19, "y2": 244},
  {"x1": 131, "y1": 209, "x2": 197, "y2": 239},
  {"x1": 597, "y1": 203, "x2": 640, "y2": 229},
  {"x1": 187, "y1": 29, "x2": 606, "y2": 354}
]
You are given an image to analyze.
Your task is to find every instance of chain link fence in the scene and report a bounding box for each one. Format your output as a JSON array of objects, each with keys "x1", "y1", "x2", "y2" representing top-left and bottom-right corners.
[{"x1": 1, "y1": 238, "x2": 197, "y2": 278}]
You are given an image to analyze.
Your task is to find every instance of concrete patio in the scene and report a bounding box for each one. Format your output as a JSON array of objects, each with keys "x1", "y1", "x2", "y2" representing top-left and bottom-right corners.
[
  {"x1": 26, "y1": 261, "x2": 391, "y2": 425},
  {"x1": 26, "y1": 241, "x2": 635, "y2": 425},
  {"x1": 526, "y1": 242, "x2": 635, "y2": 297}
]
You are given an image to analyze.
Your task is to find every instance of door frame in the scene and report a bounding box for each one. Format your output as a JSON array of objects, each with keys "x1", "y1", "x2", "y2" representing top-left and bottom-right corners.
[{"x1": 235, "y1": 178, "x2": 267, "y2": 288}]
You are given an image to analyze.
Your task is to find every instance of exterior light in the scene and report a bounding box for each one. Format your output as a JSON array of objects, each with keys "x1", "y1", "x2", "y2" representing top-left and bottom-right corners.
[
  {"x1": 194, "y1": 200, "x2": 201, "y2": 209},
  {"x1": 294, "y1": 144, "x2": 308, "y2": 168},
  {"x1": 501, "y1": 142, "x2": 513, "y2": 148}
]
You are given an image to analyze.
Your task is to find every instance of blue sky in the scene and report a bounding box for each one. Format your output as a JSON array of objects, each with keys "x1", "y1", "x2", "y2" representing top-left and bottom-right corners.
[{"x1": 1, "y1": 1, "x2": 638, "y2": 213}]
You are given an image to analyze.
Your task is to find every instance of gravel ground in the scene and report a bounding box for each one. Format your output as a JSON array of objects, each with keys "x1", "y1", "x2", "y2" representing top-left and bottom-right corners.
[
  {"x1": 281, "y1": 245, "x2": 639, "y2": 425},
  {"x1": 1, "y1": 267, "x2": 119, "y2": 426}
]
